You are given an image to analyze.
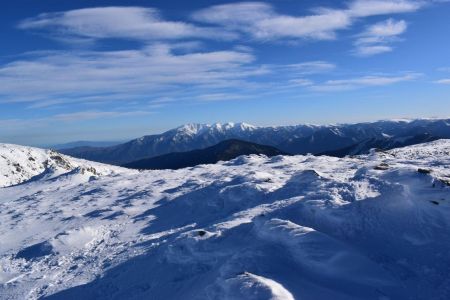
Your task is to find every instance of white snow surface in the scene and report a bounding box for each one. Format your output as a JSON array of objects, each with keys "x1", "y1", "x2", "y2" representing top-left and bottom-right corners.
[
  {"x1": 0, "y1": 143, "x2": 127, "y2": 188},
  {"x1": 1, "y1": 140, "x2": 450, "y2": 299}
]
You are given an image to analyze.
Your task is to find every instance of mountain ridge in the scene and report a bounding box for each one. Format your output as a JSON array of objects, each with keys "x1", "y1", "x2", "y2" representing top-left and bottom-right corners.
[
  {"x1": 60, "y1": 118, "x2": 450, "y2": 165},
  {"x1": 50, "y1": 140, "x2": 124, "y2": 150},
  {"x1": 123, "y1": 139, "x2": 288, "y2": 170}
]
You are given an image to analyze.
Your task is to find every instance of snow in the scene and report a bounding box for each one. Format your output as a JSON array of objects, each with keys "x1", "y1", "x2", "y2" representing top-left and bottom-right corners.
[
  {"x1": 216, "y1": 272, "x2": 295, "y2": 300},
  {"x1": 0, "y1": 143, "x2": 127, "y2": 188},
  {"x1": 1, "y1": 140, "x2": 450, "y2": 299},
  {"x1": 174, "y1": 122, "x2": 258, "y2": 138}
]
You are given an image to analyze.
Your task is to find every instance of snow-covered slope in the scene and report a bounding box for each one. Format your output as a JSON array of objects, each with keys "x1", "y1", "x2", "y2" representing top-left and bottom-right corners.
[
  {"x1": 0, "y1": 144, "x2": 127, "y2": 188},
  {"x1": 1, "y1": 140, "x2": 450, "y2": 299}
]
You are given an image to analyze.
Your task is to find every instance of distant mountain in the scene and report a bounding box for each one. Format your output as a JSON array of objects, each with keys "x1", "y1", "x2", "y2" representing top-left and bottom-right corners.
[
  {"x1": 123, "y1": 139, "x2": 287, "y2": 170},
  {"x1": 320, "y1": 133, "x2": 440, "y2": 157},
  {"x1": 61, "y1": 119, "x2": 450, "y2": 165},
  {"x1": 282, "y1": 119, "x2": 450, "y2": 155},
  {"x1": 61, "y1": 122, "x2": 304, "y2": 165},
  {"x1": 50, "y1": 140, "x2": 124, "y2": 150}
]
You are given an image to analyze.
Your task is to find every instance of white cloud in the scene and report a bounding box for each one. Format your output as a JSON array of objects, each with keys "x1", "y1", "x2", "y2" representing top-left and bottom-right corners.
[
  {"x1": 289, "y1": 79, "x2": 314, "y2": 86},
  {"x1": 6, "y1": 2, "x2": 435, "y2": 108},
  {"x1": 435, "y1": 79, "x2": 450, "y2": 84},
  {"x1": 192, "y1": 1, "x2": 422, "y2": 41},
  {"x1": 354, "y1": 19, "x2": 408, "y2": 56},
  {"x1": 193, "y1": 2, "x2": 351, "y2": 41},
  {"x1": 0, "y1": 44, "x2": 260, "y2": 105},
  {"x1": 196, "y1": 93, "x2": 251, "y2": 102},
  {"x1": 348, "y1": 0, "x2": 423, "y2": 17},
  {"x1": 52, "y1": 110, "x2": 153, "y2": 122},
  {"x1": 15, "y1": 1, "x2": 431, "y2": 56},
  {"x1": 18, "y1": 7, "x2": 236, "y2": 42},
  {"x1": 285, "y1": 61, "x2": 336, "y2": 74},
  {"x1": 310, "y1": 73, "x2": 420, "y2": 91},
  {"x1": 365, "y1": 19, "x2": 408, "y2": 36},
  {"x1": 355, "y1": 45, "x2": 393, "y2": 56}
]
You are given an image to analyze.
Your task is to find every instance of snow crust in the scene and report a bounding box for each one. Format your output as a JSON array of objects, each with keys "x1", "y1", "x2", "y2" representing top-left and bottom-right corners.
[
  {"x1": 0, "y1": 143, "x2": 127, "y2": 188},
  {"x1": 1, "y1": 140, "x2": 450, "y2": 299}
]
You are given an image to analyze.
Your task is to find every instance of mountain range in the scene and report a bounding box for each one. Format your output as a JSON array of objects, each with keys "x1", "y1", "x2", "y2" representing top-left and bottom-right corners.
[
  {"x1": 50, "y1": 140, "x2": 124, "y2": 150},
  {"x1": 123, "y1": 139, "x2": 287, "y2": 170},
  {"x1": 60, "y1": 118, "x2": 450, "y2": 165}
]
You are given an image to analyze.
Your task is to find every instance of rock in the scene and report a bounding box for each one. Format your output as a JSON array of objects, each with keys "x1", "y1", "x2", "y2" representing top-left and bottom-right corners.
[
  {"x1": 374, "y1": 163, "x2": 389, "y2": 170},
  {"x1": 418, "y1": 168, "x2": 432, "y2": 174}
]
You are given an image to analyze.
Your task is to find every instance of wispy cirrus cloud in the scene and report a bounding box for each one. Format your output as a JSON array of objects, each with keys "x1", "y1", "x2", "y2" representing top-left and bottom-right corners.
[
  {"x1": 18, "y1": 7, "x2": 237, "y2": 43},
  {"x1": 284, "y1": 61, "x2": 336, "y2": 74},
  {"x1": 192, "y1": 2, "x2": 350, "y2": 41},
  {"x1": 435, "y1": 79, "x2": 450, "y2": 84},
  {"x1": 52, "y1": 110, "x2": 154, "y2": 122},
  {"x1": 0, "y1": 110, "x2": 154, "y2": 135},
  {"x1": 309, "y1": 73, "x2": 420, "y2": 91},
  {"x1": 16, "y1": 1, "x2": 430, "y2": 54},
  {"x1": 347, "y1": 0, "x2": 422, "y2": 17},
  {"x1": 289, "y1": 79, "x2": 314, "y2": 87},
  {"x1": 18, "y1": 1, "x2": 426, "y2": 44},
  {"x1": 0, "y1": 44, "x2": 262, "y2": 105},
  {"x1": 192, "y1": 0, "x2": 422, "y2": 41},
  {"x1": 196, "y1": 93, "x2": 252, "y2": 102},
  {"x1": 4, "y1": 1, "x2": 435, "y2": 111},
  {"x1": 355, "y1": 45, "x2": 394, "y2": 56},
  {"x1": 354, "y1": 19, "x2": 408, "y2": 56}
]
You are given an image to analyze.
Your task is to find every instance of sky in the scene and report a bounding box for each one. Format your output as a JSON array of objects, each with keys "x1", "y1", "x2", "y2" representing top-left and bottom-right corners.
[{"x1": 1, "y1": 0, "x2": 450, "y2": 145}]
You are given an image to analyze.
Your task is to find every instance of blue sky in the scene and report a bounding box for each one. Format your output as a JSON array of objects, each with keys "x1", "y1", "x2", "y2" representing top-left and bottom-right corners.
[{"x1": 1, "y1": 0, "x2": 450, "y2": 145}]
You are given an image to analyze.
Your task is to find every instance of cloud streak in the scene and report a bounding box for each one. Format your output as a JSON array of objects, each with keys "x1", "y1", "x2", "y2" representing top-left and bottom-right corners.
[
  {"x1": 19, "y1": 2, "x2": 424, "y2": 44},
  {"x1": 347, "y1": 0, "x2": 422, "y2": 17},
  {"x1": 0, "y1": 44, "x2": 262, "y2": 105},
  {"x1": 309, "y1": 73, "x2": 420, "y2": 91},
  {"x1": 284, "y1": 61, "x2": 336, "y2": 74},
  {"x1": 435, "y1": 79, "x2": 450, "y2": 84},
  {"x1": 354, "y1": 19, "x2": 408, "y2": 56},
  {"x1": 3, "y1": 1, "x2": 436, "y2": 111},
  {"x1": 18, "y1": 7, "x2": 236, "y2": 42},
  {"x1": 52, "y1": 110, "x2": 154, "y2": 122},
  {"x1": 192, "y1": 0, "x2": 422, "y2": 41}
]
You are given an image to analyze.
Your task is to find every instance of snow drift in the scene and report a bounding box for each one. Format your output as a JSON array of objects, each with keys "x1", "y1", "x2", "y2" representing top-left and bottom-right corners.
[
  {"x1": 1, "y1": 140, "x2": 450, "y2": 299},
  {"x1": 0, "y1": 143, "x2": 126, "y2": 188}
]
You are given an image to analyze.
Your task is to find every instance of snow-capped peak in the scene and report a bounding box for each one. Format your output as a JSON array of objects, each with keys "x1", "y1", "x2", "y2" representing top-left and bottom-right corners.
[
  {"x1": 235, "y1": 122, "x2": 258, "y2": 131},
  {"x1": 173, "y1": 122, "x2": 257, "y2": 137},
  {"x1": 174, "y1": 123, "x2": 207, "y2": 136}
]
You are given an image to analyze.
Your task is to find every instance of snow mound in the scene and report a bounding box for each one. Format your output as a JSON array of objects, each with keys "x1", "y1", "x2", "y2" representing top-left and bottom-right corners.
[
  {"x1": 0, "y1": 140, "x2": 450, "y2": 299},
  {"x1": 0, "y1": 144, "x2": 128, "y2": 188},
  {"x1": 386, "y1": 139, "x2": 450, "y2": 159},
  {"x1": 215, "y1": 272, "x2": 294, "y2": 300}
]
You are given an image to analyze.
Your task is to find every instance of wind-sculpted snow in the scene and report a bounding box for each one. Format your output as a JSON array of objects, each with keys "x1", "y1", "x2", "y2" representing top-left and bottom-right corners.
[
  {"x1": 0, "y1": 143, "x2": 127, "y2": 188},
  {"x1": 1, "y1": 140, "x2": 450, "y2": 299}
]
